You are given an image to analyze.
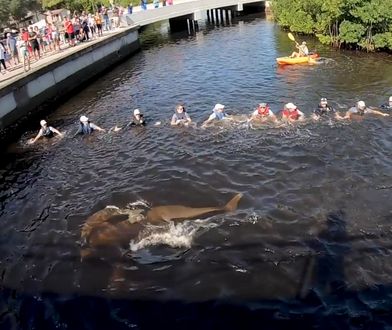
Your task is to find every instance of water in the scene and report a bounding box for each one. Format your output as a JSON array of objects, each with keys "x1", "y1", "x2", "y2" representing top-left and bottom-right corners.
[{"x1": 1, "y1": 14, "x2": 392, "y2": 329}]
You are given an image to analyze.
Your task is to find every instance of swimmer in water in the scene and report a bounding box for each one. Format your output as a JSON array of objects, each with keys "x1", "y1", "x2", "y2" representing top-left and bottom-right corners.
[
  {"x1": 75, "y1": 115, "x2": 105, "y2": 135},
  {"x1": 115, "y1": 109, "x2": 146, "y2": 131},
  {"x1": 249, "y1": 103, "x2": 277, "y2": 123},
  {"x1": 201, "y1": 103, "x2": 233, "y2": 127},
  {"x1": 28, "y1": 119, "x2": 63, "y2": 144},
  {"x1": 336, "y1": 101, "x2": 389, "y2": 120},
  {"x1": 380, "y1": 96, "x2": 392, "y2": 111},
  {"x1": 312, "y1": 97, "x2": 336, "y2": 120},
  {"x1": 281, "y1": 103, "x2": 305, "y2": 122},
  {"x1": 171, "y1": 104, "x2": 192, "y2": 126}
]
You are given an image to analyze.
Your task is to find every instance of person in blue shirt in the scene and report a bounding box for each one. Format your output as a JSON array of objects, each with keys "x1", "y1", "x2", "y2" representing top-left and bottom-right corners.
[
  {"x1": 76, "y1": 115, "x2": 105, "y2": 135},
  {"x1": 336, "y1": 101, "x2": 389, "y2": 120},
  {"x1": 202, "y1": 103, "x2": 233, "y2": 127}
]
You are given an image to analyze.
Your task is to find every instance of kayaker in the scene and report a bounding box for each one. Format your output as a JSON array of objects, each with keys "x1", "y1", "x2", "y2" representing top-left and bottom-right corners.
[
  {"x1": 75, "y1": 115, "x2": 105, "y2": 135},
  {"x1": 336, "y1": 101, "x2": 389, "y2": 120},
  {"x1": 380, "y1": 96, "x2": 392, "y2": 110},
  {"x1": 171, "y1": 104, "x2": 192, "y2": 126},
  {"x1": 249, "y1": 103, "x2": 277, "y2": 122},
  {"x1": 202, "y1": 103, "x2": 233, "y2": 127},
  {"x1": 312, "y1": 98, "x2": 335, "y2": 120},
  {"x1": 28, "y1": 119, "x2": 63, "y2": 144},
  {"x1": 281, "y1": 103, "x2": 305, "y2": 122},
  {"x1": 290, "y1": 41, "x2": 309, "y2": 58}
]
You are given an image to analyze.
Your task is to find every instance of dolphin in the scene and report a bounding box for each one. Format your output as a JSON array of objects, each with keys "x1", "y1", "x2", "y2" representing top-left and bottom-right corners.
[
  {"x1": 80, "y1": 193, "x2": 242, "y2": 259},
  {"x1": 145, "y1": 193, "x2": 243, "y2": 224}
]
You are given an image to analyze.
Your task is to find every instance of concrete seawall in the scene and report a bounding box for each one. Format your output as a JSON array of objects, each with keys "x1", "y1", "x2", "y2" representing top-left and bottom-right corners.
[{"x1": 0, "y1": 26, "x2": 140, "y2": 140}]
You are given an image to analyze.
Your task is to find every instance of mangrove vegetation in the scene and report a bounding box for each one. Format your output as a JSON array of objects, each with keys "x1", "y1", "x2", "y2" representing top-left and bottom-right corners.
[{"x1": 271, "y1": 0, "x2": 392, "y2": 51}]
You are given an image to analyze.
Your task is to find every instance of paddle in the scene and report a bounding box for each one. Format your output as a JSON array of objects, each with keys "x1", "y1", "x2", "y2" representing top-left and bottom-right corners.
[{"x1": 288, "y1": 32, "x2": 299, "y2": 46}]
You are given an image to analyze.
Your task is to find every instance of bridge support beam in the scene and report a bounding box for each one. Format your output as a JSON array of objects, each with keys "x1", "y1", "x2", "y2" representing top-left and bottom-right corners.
[{"x1": 169, "y1": 14, "x2": 193, "y2": 32}]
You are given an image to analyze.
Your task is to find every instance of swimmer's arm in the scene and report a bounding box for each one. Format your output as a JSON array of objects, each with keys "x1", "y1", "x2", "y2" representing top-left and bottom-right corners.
[
  {"x1": 29, "y1": 129, "x2": 43, "y2": 144},
  {"x1": 171, "y1": 114, "x2": 179, "y2": 126},
  {"x1": 368, "y1": 109, "x2": 389, "y2": 117},
  {"x1": 297, "y1": 110, "x2": 305, "y2": 121},
  {"x1": 201, "y1": 114, "x2": 215, "y2": 127},
  {"x1": 249, "y1": 110, "x2": 258, "y2": 120},
  {"x1": 335, "y1": 111, "x2": 350, "y2": 120},
  {"x1": 269, "y1": 110, "x2": 278, "y2": 122},
  {"x1": 90, "y1": 123, "x2": 105, "y2": 132},
  {"x1": 51, "y1": 127, "x2": 63, "y2": 136},
  {"x1": 185, "y1": 113, "x2": 192, "y2": 123}
]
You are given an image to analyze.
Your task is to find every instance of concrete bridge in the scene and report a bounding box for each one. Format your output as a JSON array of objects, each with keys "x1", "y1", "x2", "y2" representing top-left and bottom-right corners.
[{"x1": 127, "y1": 0, "x2": 268, "y2": 31}]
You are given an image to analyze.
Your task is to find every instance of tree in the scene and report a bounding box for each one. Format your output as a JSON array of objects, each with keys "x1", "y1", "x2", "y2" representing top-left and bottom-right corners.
[{"x1": 271, "y1": 0, "x2": 392, "y2": 51}]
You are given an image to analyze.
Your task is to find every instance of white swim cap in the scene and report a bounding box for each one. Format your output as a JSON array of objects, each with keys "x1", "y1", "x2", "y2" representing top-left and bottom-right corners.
[
  {"x1": 213, "y1": 103, "x2": 225, "y2": 111},
  {"x1": 285, "y1": 103, "x2": 296, "y2": 110},
  {"x1": 80, "y1": 115, "x2": 88, "y2": 122},
  {"x1": 40, "y1": 119, "x2": 47, "y2": 126},
  {"x1": 389, "y1": 96, "x2": 392, "y2": 102},
  {"x1": 134, "y1": 109, "x2": 141, "y2": 115},
  {"x1": 357, "y1": 101, "x2": 366, "y2": 109}
]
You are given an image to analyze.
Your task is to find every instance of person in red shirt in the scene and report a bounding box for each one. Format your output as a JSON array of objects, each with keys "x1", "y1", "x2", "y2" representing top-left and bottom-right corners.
[
  {"x1": 64, "y1": 16, "x2": 75, "y2": 46},
  {"x1": 20, "y1": 28, "x2": 32, "y2": 55}
]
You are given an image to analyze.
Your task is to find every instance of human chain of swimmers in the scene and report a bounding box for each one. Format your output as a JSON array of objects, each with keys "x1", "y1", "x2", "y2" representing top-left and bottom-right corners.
[{"x1": 27, "y1": 97, "x2": 392, "y2": 144}]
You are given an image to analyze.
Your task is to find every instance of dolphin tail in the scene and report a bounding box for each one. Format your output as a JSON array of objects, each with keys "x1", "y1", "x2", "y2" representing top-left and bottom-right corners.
[{"x1": 224, "y1": 193, "x2": 243, "y2": 212}]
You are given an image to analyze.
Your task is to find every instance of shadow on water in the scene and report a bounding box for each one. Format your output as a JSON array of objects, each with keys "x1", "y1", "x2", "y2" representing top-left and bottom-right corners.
[{"x1": 2, "y1": 210, "x2": 392, "y2": 329}]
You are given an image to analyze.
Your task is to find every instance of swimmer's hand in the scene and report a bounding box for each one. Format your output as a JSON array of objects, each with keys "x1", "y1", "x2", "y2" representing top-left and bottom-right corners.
[
  {"x1": 114, "y1": 126, "x2": 122, "y2": 132},
  {"x1": 383, "y1": 113, "x2": 389, "y2": 117},
  {"x1": 27, "y1": 138, "x2": 34, "y2": 145}
]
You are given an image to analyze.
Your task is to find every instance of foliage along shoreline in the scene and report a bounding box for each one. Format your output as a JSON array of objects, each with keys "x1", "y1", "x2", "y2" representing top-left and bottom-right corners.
[{"x1": 271, "y1": 0, "x2": 392, "y2": 52}]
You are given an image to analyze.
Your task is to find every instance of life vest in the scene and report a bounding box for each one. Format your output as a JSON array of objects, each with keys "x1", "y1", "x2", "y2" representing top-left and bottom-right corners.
[
  {"x1": 80, "y1": 122, "x2": 94, "y2": 134},
  {"x1": 257, "y1": 106, "x2": 270, "y2": 117},
  {"x1": 283, "y1": 109, "x2": 300, "y2": 120},
  {"x1": 42, "y1": 126, "x2": 54, "y2": 138},
  {"x1": 213, "y1": 110, "x2": 227, "y2": 120}
]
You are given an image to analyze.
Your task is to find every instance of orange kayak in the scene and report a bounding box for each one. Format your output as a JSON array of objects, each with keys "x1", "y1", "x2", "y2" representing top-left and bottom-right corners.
[{"x1": 276, "y1": 54, "x2": 320, "y2": 65}]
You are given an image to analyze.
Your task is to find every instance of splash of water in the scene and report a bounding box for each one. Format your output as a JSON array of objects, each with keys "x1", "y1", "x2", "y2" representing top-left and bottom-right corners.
[{"x1": 129, "y1": 220, "x2": 217, "y2": 251}]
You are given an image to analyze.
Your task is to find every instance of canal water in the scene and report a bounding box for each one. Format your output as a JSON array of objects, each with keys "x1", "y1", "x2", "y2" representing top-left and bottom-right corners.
[{"x1": 1, "y1": 12, "x2": 392, "y2": 329}]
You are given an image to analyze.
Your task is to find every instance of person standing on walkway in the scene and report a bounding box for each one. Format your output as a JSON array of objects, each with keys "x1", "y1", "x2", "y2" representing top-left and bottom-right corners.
[
  {"x1": 94, "y1": 12, "x2": 103, "y2": 37},
  {"x1": 6, "y1": 33, "x2": 19, "y2": 67},
  {"x1": 112, "y1": 6, "x2": 120, "y2": 29},
  {"x1": 128, "y1": 4, "x2": 133, "y2": 13},
  {"x1": 0, "y1": 42, "x2": 7, "y2": 74},
  {"x1": 28, "y1": 27, "x2": 40, "y2": 61},
  {"x1": 102, "y1": 6, "x2": 111, "y2": 31},
  {"x1": 64, "y1": 16, "x2": 75, "y2": 46}
]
